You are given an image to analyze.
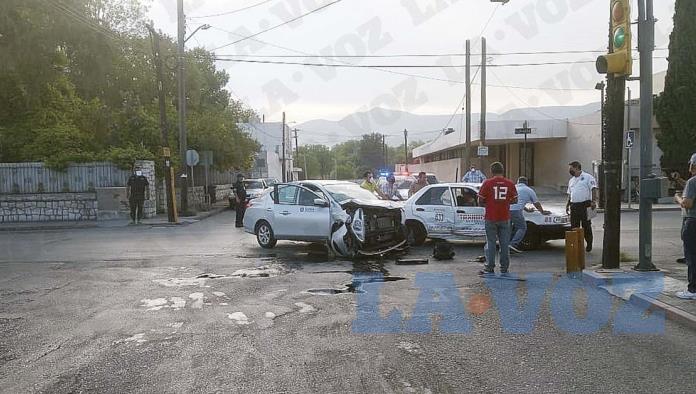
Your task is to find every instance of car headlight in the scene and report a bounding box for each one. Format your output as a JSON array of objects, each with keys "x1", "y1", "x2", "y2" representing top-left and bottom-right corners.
[{"x1": 351, "y1": 208, "x2": 365, "y2": 242}]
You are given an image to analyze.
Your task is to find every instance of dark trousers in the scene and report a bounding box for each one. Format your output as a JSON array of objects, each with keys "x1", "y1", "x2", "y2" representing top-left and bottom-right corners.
[
  {"x1": 235, "y1": 203, "x2": 246, "y2": 227},
  {"x1": 570, "y1": 201, "x2": 593, "y2": 248},
  {"x1": 682, "y1": 217, "x2": 696, "y2": 293},
  {"x1": 129, "y1": 198, "x2": 145, "y2": 222}
]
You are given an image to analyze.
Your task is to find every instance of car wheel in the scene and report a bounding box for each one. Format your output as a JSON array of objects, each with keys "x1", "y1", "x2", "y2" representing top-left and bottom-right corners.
[
  {"x1": 406, "y1": 221, "x2": 427, "y2": 246},
  {"x1": 520, "y1": 224, "x2": 541, "y2": 250},
  {"x1": 256, "y1": 221, "x2": 277, "y2": 248}
]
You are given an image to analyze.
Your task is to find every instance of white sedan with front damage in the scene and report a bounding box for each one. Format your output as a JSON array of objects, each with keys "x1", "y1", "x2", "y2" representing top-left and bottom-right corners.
[
  {"x1": 243, "y1": 180, "x2": 407, "y2": 257},
  {"x1": 402, "y1": 183, "x2": 570, "y2": 250}
]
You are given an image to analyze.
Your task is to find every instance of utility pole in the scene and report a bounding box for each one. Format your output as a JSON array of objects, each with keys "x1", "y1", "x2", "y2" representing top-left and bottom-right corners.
[
  {"x1": 146, "y1": 23, "x2": 177, "y2": 223},
  {"x1": 597, "y1": 80, "x2": 606, "y2": 209},
  {"x1": 304, "y1": 154, "x2": 308, "y2": 180},
  {"x1": 403, "y1": 129, "x2": 408, "y2": 173},
  {"x1": 635, "y1": 0, "x2": 658, "y2": 271},
  {"x1": 382, "y1": 134, "x2": 386, "y2": 169},
  {"x1": 176, "y1": 0, "x2": 188, "y2": 215},
  {"x1": 480, "y1": 37, "x2": 487, "y2": 171},
  {"x1": 465, "y1": 39, "x2": 472, "y2": 173},
  {"x1": 626, "y1": 87, "x2": 632, "y2": 208},
  {"x1": 385, "y1": 135, "x2": 389, "y2": 169},
  {"x1": 601, "y1": 55, "x2": 626, "y2": 270},
  {"x1": 281, "y1": 112, "x2": 287, "y2": 182}
]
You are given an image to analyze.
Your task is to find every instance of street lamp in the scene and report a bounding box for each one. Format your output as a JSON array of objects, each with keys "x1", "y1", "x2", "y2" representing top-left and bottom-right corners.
[{"x1": 184, "y1": 24, "x2": 211, "y2": 43}]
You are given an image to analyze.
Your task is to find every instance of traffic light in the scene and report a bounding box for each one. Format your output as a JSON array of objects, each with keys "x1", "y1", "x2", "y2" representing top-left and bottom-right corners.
[{"x1": 596, "y1": 0, "x2": 632, "y2": 76}]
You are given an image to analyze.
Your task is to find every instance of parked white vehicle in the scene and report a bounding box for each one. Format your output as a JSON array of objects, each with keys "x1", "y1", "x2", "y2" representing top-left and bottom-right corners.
[
  {"x1": 243, "y1": 181, "x2": 407, "y2": 257},
  {"x1": 402, "y1": 183, "x2": 570, "y2": 250},
  {"x1": 229, "y1": 178, "x2": 269, "y2": 209}
]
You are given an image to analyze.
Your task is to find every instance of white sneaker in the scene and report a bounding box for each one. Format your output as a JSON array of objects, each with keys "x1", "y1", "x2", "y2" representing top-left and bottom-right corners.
[
  {"x1": 509, "y1": 245, "x2": 523, "y2": 254},
  {"x1": 675, "y1": 290, "x2": 696, "y2": 300}
]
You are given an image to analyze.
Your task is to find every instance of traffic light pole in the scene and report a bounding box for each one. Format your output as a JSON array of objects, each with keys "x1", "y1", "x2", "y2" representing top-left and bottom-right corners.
[
  {"x1": 635, "y1": 0, "x2": 658, "y2": 271},
  {"x1": 602, "y1": 73, "x2": 625, "y2": 270}
]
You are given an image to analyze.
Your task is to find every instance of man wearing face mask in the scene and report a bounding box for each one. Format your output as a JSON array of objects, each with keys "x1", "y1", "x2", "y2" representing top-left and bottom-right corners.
[
  {"x1": 462, "y1": 165, "x2": 487, "y2": 183},
  {"x1": 566, "y1": 161, "x2": 598, "y2": 252},
  {"x1": 126, "y1": 167, "x2": 150, "y2": 225},
  {"x1": 360, "y1": 171, "x2": 387, "y2": 199}
]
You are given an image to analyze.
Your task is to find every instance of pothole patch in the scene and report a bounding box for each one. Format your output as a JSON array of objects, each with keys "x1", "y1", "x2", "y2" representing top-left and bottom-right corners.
[{"x1": 230, "y1": 265, "x2": 289, "y2": 278}]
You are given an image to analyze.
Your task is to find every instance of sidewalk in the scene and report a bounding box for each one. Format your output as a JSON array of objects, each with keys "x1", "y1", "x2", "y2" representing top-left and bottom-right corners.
[
  {"x1": 583, "y1": 258, "x2": 696, "y2": 331},
  {"x1": 0, "y1": 201, "x2": 230, "y2": 231}
]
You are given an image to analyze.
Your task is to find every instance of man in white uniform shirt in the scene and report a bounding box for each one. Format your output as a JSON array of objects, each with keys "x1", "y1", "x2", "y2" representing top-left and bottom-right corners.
[{"x1": 566, "y1": 161, "x2": 598, "y2": 252}]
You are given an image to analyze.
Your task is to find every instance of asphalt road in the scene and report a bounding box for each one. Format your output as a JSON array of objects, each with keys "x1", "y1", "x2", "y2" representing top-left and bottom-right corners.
[{"x1": 1, "y1": 210, "x2": 694, "y2": 393}]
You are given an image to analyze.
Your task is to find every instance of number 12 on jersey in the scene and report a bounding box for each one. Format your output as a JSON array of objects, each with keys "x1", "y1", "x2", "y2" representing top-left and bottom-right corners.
[{"x1": 493, "y1": 186, "x2": 508, "y2": 200}]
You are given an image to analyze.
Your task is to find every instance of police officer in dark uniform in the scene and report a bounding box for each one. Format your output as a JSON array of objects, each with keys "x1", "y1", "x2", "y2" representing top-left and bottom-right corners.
[
  {"x1": 232, "y1": 174, "x2": 247, "y2": 227},
  {"x1": 126, "y1": 167, "x2": 150, "y2": 224}
]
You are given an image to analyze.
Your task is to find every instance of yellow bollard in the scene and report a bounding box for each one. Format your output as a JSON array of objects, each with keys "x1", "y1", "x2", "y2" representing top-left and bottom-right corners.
[{"x1": 565, "y1": 228, "x2": 585, "y2": 273}]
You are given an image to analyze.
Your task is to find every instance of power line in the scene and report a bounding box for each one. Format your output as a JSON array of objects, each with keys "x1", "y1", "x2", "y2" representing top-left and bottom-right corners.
[
  {"x1": 211, "y1": 0, "x2": 343, "y2": 51},
  {"x1": 211, "y1": 57, "x2": 604, "y2": 68},
  {"x1": 212, "y1": 47, "x2": 669, "y2": 58},
  {"x1": 188, "y1": 0, "x2": 276, "y2": 19}
]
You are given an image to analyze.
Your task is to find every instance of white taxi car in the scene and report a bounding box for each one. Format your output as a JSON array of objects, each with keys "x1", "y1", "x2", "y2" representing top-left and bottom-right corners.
[
  {"x1": 243, "y1": 181, "x2": 406, "y2": 257},
  {"x1": 402, "y1": 183, "x2": 570, "y2": 250}
]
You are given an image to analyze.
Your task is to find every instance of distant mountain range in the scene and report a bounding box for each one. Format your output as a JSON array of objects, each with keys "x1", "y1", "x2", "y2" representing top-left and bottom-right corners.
[{"x1": 296, "y1": 102, "x2": 600, "y2": 146}]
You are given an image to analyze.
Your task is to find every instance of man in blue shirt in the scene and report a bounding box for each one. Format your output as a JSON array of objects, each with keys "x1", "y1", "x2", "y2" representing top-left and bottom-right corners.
[
  {"x1": 462, "y1": 165, "x2": 487, "y2": 183},
  {"x1": 509, "y1": 177, "x2": 550, "y2": 253},
  {"x1": 674, "y1": 153, "x2": 696, "y2": 300}
]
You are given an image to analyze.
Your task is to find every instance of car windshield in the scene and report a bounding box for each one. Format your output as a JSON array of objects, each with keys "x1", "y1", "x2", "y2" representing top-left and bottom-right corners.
[
  {"x1": 264, "y1": 178, "x2": 277, "y2": 186},
  {"x1": 323, "y1": 183, "x2": 381, "y2": 203},
  {"x1": 244, "y1": 180, "x2": 264, "y2": 189},
  {"x1": 397, "y1": 180, "x2": 413, "y2": 189}
]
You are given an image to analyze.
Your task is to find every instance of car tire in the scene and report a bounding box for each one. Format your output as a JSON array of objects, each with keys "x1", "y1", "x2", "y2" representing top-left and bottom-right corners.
[
  {"x1": 520, "y1": 223, "x2": 541, "y2": 250},
  {"x1": 256, "y1": 221, "x2": 277, "y2": 248},
  {"x1": 406, "y1": 221, "x2": 427, "y2": 246}
]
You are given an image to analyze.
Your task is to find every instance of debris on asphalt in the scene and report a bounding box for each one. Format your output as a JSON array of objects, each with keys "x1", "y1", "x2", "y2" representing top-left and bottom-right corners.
[
  {"x1": 396, "y1": 258, "x2": 429, "y2": 265},
  {"x1": 227, "y1": 312, "x2": 250, "y2": 325}
]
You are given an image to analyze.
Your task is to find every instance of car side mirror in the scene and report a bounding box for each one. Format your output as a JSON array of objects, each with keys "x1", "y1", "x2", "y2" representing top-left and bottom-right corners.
[{"x1": 314, "y1": 198, "x2": 329, "y2": 207}]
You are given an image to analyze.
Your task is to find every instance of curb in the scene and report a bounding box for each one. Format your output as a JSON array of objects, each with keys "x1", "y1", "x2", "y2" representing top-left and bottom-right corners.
[
  {"x1": 582, "y1": 270, "x2": 696, "y2": 331},
  {"x1": 597, "y1": 207, "x2": 681, "y2": 213},
  {"x1": 0, "y1": 222, "x2": 98, "y2": 232}
]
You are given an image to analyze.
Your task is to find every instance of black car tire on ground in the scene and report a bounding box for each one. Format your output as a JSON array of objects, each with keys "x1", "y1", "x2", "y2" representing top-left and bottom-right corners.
[
  {"x1": 406, "y1": 221, "x2": 427, "y2": 246},
  {"x1": 256, "y1": 221, "x2": 277, "y2": 248},
  {"x1": 520, "y1": 223, "x2": 542, "y2": 250}
]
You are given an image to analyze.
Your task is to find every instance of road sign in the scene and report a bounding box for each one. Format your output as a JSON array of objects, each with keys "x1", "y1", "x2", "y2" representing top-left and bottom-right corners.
[
  {"x1": 625, "y1": 130, "x2": 635, "y2": 148},
  {"x1": 477, "y1": 146, "x2": 489, "y2": 156},
  {"x1": 186, "y1": 149, "x2": 200, "y2": 166},
  {"x1": 515, "y1": 127, "x2": 532, "y2": 135}
]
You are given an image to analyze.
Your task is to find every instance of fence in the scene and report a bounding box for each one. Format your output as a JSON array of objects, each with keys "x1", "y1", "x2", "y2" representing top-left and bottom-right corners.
[{"x1": 0, "y1": 162, "x2": 131, "y2": 194}]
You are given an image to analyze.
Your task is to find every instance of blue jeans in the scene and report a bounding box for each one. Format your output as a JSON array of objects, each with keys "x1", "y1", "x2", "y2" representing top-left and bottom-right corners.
[
  {"x1": 682, "y1": 218, "x2": 696, "y2": 293},
  {"x1": 509, "y1": 210, "x2": 527, "y2": 247},
  {"x1": 485, "y1": 220, "x2": 511, "y2": 272}
]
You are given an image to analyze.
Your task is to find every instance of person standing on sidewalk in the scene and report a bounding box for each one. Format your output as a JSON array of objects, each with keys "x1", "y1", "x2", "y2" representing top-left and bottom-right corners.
[
  {"x1": 509, "y1": 177, "x2": 551, "y2": 253},
  {"x1": 478, "y1": 162, "x2": 518, "y2": 275},
  {"x1": 126, "y1": 167, "x2": 149, "y2": 225},
  {"x1": 232, "y1": 174, "x2": 247, "y2": 228},
  {"x1": 674, "y1": 153, "x2": 696, "y2": 300},
  {"x1": 566, "y1": 161, "x2": 598, "y2": 252}
]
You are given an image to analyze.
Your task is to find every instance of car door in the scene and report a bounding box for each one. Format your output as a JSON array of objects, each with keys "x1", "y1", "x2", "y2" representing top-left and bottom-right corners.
[
  {"x1": 452, "y1": 186, "x2": 486, "y2": 238},
  {"x1": 411, "y1": 186, "x2": 455, "y2": 238},
  {"x1": 272, "y1": 184, "x2": 329, "y2": 239}
]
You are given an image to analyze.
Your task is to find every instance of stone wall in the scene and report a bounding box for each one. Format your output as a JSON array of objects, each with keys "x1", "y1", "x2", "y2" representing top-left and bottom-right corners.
[
  {"x1": 0, "y1": 193, "x2": 97, "y2": 223},
  {"x1": 157, "y1": 184, "x2": 232, "y2": 213}
]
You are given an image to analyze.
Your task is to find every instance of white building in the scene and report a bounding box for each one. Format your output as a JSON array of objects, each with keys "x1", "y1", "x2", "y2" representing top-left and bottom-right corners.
[
  {"x1": 238, "y1": 122, "x2": 297, "y2": 181},
  {"x1": 410, "y1": 73, "x2": 668, "y2": 193}
]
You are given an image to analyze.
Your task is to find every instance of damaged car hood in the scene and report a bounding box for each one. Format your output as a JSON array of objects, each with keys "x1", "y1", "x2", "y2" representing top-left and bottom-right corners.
[{"x1": 339, "y1": 199, "x2": 403, "y2": 211}]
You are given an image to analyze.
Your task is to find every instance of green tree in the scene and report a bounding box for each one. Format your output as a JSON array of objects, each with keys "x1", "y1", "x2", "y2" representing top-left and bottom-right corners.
[{"x1": 656, "y1": 0, "x2": 696, "y2": 173}]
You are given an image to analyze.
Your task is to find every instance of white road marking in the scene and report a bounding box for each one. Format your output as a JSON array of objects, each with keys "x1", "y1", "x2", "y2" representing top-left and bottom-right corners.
[
  {"x1": 169, "y1": 297, "x2": 186, "y2": 310},
  {"x1": 153, "y1": 278, "x2": 207, "y2": 287}
]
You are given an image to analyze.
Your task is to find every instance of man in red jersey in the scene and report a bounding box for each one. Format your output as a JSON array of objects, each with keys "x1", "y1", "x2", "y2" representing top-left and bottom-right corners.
[{"x1": 478, "y1": 162, "x2": 518, "y2": 275}]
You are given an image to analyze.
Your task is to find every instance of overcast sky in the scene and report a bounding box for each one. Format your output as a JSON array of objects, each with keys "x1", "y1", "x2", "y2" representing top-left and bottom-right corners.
[{"x1": 149, "y1": 0, "x2": 676, "y2": 123}]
